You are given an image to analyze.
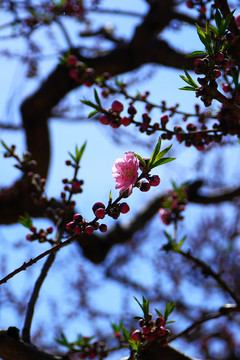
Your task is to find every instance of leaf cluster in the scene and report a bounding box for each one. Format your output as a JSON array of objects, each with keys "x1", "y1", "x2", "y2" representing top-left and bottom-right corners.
[
  {"x1": 68, "y1": 142, "x2": 87, "y2": 166},
  {"x1": 179, "y1": 70, "x2": 199, "y2": 91},
  {"x1": 135, "y1": 138, "x2": 175, "y2": 171},
  {"x1": 18, "y1": 212, "x2": 33, "y2": 229},
  {"x1": 163, "y1": 231, "x2": 187, "y2": 253},
  {"x1": 55, "y1": 332, "x2": 94, "y2": 350},
  {"x1": 81, "y1": 89, "x2": 103, "y2": 118},
  {"x1": 188, "y1": 9, "x2": 234, "y2": 57}
]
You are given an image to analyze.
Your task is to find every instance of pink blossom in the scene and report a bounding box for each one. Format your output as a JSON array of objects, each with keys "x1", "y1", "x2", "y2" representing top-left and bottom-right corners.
[
  {"x1": 159, "y1": 208, "x2": 171, "y2": 225},
  {"x1": 112, "y1": 152, "x2": 139, "y2": 195}
]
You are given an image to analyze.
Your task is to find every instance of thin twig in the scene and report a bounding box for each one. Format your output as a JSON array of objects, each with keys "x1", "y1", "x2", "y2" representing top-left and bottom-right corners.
[
  {"x1": 0, "y1": 235, "x2": 76, "y2": 285},
  {"x1": 55, "y1": 18, "x2": 72, "y2": 48},
  {"x1": 169, "y1": 304, "x2": 240, "y2": 341},
  {"x1": 21, "y1": 252, "x2": 56, "y2": 343},
  {"x1": 86, "y1": 7, "x2": 143, "y2": 18},
  {"x1": 178, "y1": 249, "x2": 240, "y2": 305},
  {"x1": 0, "y1": 122, "x2": 21, "y2": 130}
]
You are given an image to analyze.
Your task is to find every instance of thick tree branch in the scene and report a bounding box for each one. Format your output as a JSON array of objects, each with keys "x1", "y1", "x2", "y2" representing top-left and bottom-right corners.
[
  {"x1": 0, "y1": 327, "x2": 199, "y2": 360},
  {"x1": 0, "y1": 328, "x2": 64, "y2": 360}
]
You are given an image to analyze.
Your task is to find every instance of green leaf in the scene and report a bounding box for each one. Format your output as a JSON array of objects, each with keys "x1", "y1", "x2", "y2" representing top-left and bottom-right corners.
[
  {"x1": 205, "y1": 22, "x2": 211, "y2": 40},
  {"x1": 221, "y1": 41, "x2": 233, "y2": 53},
  {"x1": 209, "y1": 25, "x2": 219, "y2": 35},
  {"x1": 115, "y1": 76, "x2": 124, "y2": 88},
  {"x1": 186, "y1": 50, "x2": 207, "y2": 58},
  {"x1": 156, "y1": 145, "x2": 172, "y2": 160},
  {"x1": 134, "y1": 153, "x2": 146, "y2": 167},
  {"x1": 223, "y1": 10, "x2": 235, "y2": 33},
  {"x1": 128, "y1": 339, "x2": 140, "y2": 351},
  {"x1": 196, "y1": 24, "x2": 213, "y2": 54},
  {"x1": 122, "y1": 327, "x2": 130, "y2": 341},
  {"x1": 19, "y1": 212, "x2": 33, "y2": 229},
  {"x1": 149, "y1": 138, "x2": 161, "y2": 166},
  {"x1": 215, "y1": 9, "x2": 223, "y2": 31},
  {"x1": 75, "y1": 141, "x2": 87, "y2": 165},
  {"x1": 88, "y1": 110, "x2": 99, "y2": 118},
  {"x1": 155, "y1": 308, "x2": 164, "y2": 318},
  {"x1": 164, "y1": 302, "x2": 175, "y2": 322},
  {"x1": 179, "y1": 86, "x2": 196, "y2": 91},
  {"x1": 68, "y1": 151, "x2": 76, "y2": 163},
  {"x1": 177, "y1": 236, "x2": 187, "y2": 250},
  {"x1": 231, "y1": 68, "x2": 239, "y2": 90},
  {"x1": 134, "y1": 296, "x2": 144, "y2": 312},
  {"x1": 172, "y1": 181, "x2": 178, "y2": 192},
  {"x1": 80, "y1": 99, "x2": 100, "y2": 111},
  {"x1": 94, "y1": 88, "x2": 101, "y2": 107},
  {"x1": 1, "y1": 140, "x2": 11, "y2": 152},
  {"x1": 180, "y1": 70, "x2": 198, "y2": 89},
  {"x1": 151, "y1": 157, "x2": 175, "y2": 168},
  {"x1": 142, "y1": 296, "x2": 150, "y2": 318},
  {"x1": 55, "y1": 332, "x2": 70, "y2": 348},
  {"x1": 111, "y1": 320, "x2": 123, "y2": 332}
]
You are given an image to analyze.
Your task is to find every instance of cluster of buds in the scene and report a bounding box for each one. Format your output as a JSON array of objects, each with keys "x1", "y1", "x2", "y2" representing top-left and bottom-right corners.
[
  {"x1": 4, "y1": 147, "x2": 38, "y2": 174},
  {"x1": 68, "y1": 339, "x2": 107, "y2": 360},
  {"x1": 99, "y1": 102, "x2": 160, "y2": 135},
  {"x1": 66, "y1": 213, "x2": 107, "y2": 235},
  {"x1": 131, "y1": 315, "x2": 170, "y2": 347},
  {"x1": 194, "y1": 56, "x2": 221, "y2": 79},
  {"x1": 67, "y1": 55, "x2": 96, "y2": 87},
  {"x1": 100, "y1": 101, "x2": 127, "y2": 128},
  {"x1": 107, "y1": 202, "x2": 130, "y2": 219},
  {"x1": 93, "y1": 201, "x2": 130, "y2": 220},
  {"x1": 185, "y1": 0, "x2": 209, "y2": 21},
  {"x1": 62, "y1": 178, "x2": 84, "y2": 195},
  {"x1": 216, "y1": 104, "x2": 240, "y2": 135},
  {"x1": 193, "y1": 52, "x2": 238, "y2": 108},
  {"x1": 26, "y1": 226, "x2": 53, "y2": 243},
  {"x1": 2, "y1": 145, "x2": 48, "y2": 201},
  {"x1": 175, "y1": 121, "x2": 224, "y2": 150},
  {"x1": 138, "y1": 113, "x2": 159, "y2": 135},
  {"x1": 49, "y1": 0, "x2": 84, "y2": 16},
  {"x1": 137, "y1": 160, "x2": 161, "y2": 192},
  {"x1": 136, "y1": 175, "x2": 161, "y2": 193},
  {"x1": 159, "y1": 186, "x2": 188, "y2": 225}
]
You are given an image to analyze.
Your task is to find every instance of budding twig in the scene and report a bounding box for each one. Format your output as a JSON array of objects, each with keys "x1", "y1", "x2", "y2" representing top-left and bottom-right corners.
[{"x1": 0, "y1": 235, "x2": 76, "y2": 286}]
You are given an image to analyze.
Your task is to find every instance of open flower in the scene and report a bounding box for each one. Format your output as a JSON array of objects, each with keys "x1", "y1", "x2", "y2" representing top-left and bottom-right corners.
[{"x1": 112, "y1": 151, "x2": 139, "y2": 195}]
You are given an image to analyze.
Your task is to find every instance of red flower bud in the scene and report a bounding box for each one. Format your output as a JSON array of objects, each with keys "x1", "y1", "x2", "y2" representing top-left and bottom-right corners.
[{"x1": 112, "y1": 100, "x2": 124, "y2": 113}]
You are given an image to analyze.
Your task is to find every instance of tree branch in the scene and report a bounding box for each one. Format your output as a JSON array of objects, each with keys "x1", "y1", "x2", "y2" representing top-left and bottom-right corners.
[
  {"x1": 0, "y1": 327, "x2": 200, "y2": 360},
  {"x1": 0, "y1": 328, "x2": 64, "y2": 360},
  {"x1": 0, "y1": 235, "x2": 76, "y2": 285},
  {"x1": 177, "y1": 249, "x2": 240, "y2": 304},
  {"x1": 170, "y1": 304, "x2": 240, "y2": 342},
  {"x1": 21, "y1": 225, "x2": 65, "y2": 343},
  {"x1": 21, "y1": 252, "x2": 56, "y2": 343}
]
